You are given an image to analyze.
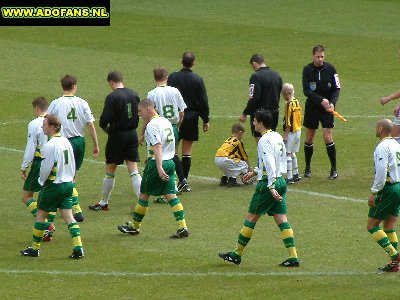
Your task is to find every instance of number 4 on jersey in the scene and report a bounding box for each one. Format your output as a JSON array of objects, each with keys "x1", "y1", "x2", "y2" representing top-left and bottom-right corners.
[{"x1": 67, "y1": 107, "x2": 77, "y2": 121}]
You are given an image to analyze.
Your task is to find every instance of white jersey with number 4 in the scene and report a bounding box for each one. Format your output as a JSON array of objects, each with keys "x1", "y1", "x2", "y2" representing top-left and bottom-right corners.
[
  {"x1": 145, "y1": 116, "x2": 175, "y2": 161},
  {"x1": 147, "y1": 85, "x2": 186, "y2": 125},
  {"x1": 257, "y1": 130, "x2": 287, "y2": 188},
  {"x1": 39, "y1": 134, "x2": 76, "y2": 185},
  {"x1": 48, "y1": 95, "x2": 95, "y2": 138},
  {"x1": 371, "y1": 137, "x2": 400, "y2": 194}
]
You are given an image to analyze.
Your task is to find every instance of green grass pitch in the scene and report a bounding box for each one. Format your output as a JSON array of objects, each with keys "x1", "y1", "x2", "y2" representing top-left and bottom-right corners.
[{"x1": 1, "y1": 0, "x2": 400, "y2": 299}]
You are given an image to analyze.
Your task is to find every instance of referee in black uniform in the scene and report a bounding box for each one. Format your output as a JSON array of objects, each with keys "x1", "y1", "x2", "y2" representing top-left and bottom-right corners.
[
  {"x1": 302, "y1": 45, "x2": 341, "y2": 179},
  {"x1": 89, "y1": 71, "x2": 142, "y2": 211},
  {"x1": 167, "y1": 51, "x2": 210, "y2": 192},
  {"x1": 240, "y1": 54, "x2": 282, "y2": 142}
]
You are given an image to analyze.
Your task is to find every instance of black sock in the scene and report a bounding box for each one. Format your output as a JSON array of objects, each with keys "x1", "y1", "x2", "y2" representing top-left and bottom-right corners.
[
  {"x1": 326, "y1": 142, "x2": 336, "y2": 170},
  {"x1": 181, "y1": 155, "x2": 191, "y2": 180},
  {"x1": 173, "y1": 154, "x2": 185, "y2": 182},
  {"x1": 304, "y1": 143, "x2": 313, "y2": 170}
]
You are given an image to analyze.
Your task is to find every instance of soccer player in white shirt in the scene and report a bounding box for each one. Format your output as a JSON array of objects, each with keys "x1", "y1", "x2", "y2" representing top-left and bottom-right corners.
[
  {"x1": 219, "y1": 109, "x2": 299, "y2": 266},
  {"x1": 20, "y1": 114, "x2": 84, "y2": 259},
  {"x1": 147, "y1": 66, "x2": 187, "y2": 200},
  {"x1": 367, "y1": 118, "x2": 400, "y2": 272},
  {"x1": 20, "y1": 97, "x2": 48, "y2": 217},
  {"x1": 48, "y1": 74, "x2": 99, "y2": 222},
  {"x1": 118, "y1": 99, "x2": 189, "y2": 238}
]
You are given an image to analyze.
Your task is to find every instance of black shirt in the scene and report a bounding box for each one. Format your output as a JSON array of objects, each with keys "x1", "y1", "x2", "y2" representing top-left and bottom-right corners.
[
  {"x1": 99, "y1": 87, "x2": 140, "y2": 132},
  {"x1": 167, "y1": 68, "x2": 210, "y2": 123},
  {"x1": 302, "y1": 62, "x2": 340, "y2": 108},
  {"x1": 243, "y1": 66, "x2": 282, "y2": 116}
]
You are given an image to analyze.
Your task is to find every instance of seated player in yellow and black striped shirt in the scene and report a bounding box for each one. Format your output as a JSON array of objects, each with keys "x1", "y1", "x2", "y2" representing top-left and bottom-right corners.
[{"x1": 215, "y1": 123, "x2": 251, "y2": 187}]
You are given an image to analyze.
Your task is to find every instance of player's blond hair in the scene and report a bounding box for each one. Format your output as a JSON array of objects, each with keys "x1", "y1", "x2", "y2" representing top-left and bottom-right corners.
[{"x1": 282, "y1": 83, "x2": 294, "y2": 96}]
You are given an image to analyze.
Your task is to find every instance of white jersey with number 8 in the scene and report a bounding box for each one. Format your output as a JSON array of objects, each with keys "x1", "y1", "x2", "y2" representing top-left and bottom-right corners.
[{"x1": 147, "y1": 85, "x2": 186, "y2": 125}]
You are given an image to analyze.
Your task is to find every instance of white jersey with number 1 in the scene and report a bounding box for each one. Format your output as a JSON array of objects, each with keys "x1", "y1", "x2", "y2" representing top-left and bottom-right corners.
[
  {"x1": 48, "y1": 95, "x2": 95, "y2": 138},
  {"x1": 147, "y1": 85, "x2": 186, "y2": 125},
  {"x1": 39, "y1": 134, "x2": 76, "y2": 185},
  {"x1": 145, "y1": 116, "x2": 175, "y2": 161}
]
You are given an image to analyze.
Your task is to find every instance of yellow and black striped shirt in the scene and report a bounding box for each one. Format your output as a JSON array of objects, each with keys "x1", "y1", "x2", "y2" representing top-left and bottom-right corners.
[
  {"x1": 215, "y1": 136, "x2": 248, "y2": 162},
  {"x1": 283, "y1": 98, "x2": 302, "y2": 132}
]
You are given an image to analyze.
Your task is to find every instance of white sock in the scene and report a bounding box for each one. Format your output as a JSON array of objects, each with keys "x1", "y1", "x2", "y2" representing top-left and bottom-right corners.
[
  {"x1": 292, "y1": 153, "x2": 298, "y2": 175},
  {"x1": 101, "y1": 174, "x2": 115, "y2": 205},
  {"x1": 287, "y1": 156, "x2": 293, "y2": 179},
  {"x1": 130, "y1": 171, "x2": 142, "y2": 199}
]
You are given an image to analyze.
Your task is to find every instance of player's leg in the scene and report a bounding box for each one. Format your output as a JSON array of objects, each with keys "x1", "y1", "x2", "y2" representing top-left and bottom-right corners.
[
  {"x1": 69, "y1": 137, "x2": 86, "y2": 221},
  {"x1": 60, "y1": 208, "x2": 84, "y2": 259},
  {"x1": 89, "y1": 163, "x2": 117, "y2": 211},
  {"x1": 181, "y1": 139, "x2": 193, "y2": 182},
  {"x1": 286, "y1": 153, "x2": 293, "y2": 183},
  {"x1": 304, "y1": 128, "x2": 316, "y2": 177},
  {"x1": 383, "y1": 215, "x2": 399, "y2": 250},
  {"x1": 215, "y1": 157, "x2": 229, "y2": 186},
  {"x1": 23, "y1": 190, "x2": 37, "y2": 217},
  {"x1": 367, "y1": 217, "x2": 399, "y2": 271},
  {"x1": 322, "y1": 127, "x2": 337, "y2": 179},
  {"x1": 219, "y1": 213, "x2": 260, "y2": 265},
  {"x1": 20, "y1": 209, "x2": 49, "y2": 257},
  {"x1": 126, "y1": 160, "x2": 141, "y2": 200},
  {"x1": 274, "y1": 214, "x2": 299, "y2": 267}
]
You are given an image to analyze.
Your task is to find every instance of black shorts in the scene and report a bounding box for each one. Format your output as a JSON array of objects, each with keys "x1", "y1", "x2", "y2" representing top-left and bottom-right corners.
[
  {"x1": 303, "y1": 101, "x2": 334, "y2": 129},
  {"x1": 250, "y1": 109, "x2": 279, "y2": 137},
  {"x1": 179, "y1": 110, "x2": 199, "y2": 141},
  {"x1": 105, "y1": 129, "x2": 140, "y2": 165}
]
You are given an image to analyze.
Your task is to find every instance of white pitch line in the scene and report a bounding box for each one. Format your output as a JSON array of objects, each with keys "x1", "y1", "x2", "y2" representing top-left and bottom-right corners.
[
  {"x1": 0, "y1": 146, "x2": 365, "y2": 203},
  {"x1": 0, "y1": 120, "x2": 26, "y2": 125},
  {"x1": 0, "y1": 268, "x2": 378, "y2": 277}
]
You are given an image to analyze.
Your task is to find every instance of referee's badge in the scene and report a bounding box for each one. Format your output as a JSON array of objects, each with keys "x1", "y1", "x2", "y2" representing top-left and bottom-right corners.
[
  {"x1": 309, "y1": 82, "x2": 316, "y2": 91},
  {"x1": 249, "y1": 84, "x2": 255, "y2": 98}
]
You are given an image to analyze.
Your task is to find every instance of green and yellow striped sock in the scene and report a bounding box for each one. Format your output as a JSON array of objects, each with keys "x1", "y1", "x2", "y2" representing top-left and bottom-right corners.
[
  {"x1": 168, "y1": 198, "x2": 186, "y2": 229},
  {"x1": 132, "y1": 199, "x2": 149, "y2": 229},
  {"x1": 72, "y1": 184, "x2": 82, "y2": 214},
  {"x1": 68, "y1": 222, "x2": 82, "y2": 251},
  {"x1": 32, "y1": 221, "x2": 45, "y2": 250},
  {"x1": 25, "y1": 198, "x2": 37, "y2": 217},
  {"x1": 385, "y1": 229, "x2": 398, "y2": 250},
  {"x1": 369, "y1": 226, "x2": 398, "y2": 259},
  {"x1": 234, "y1": 219, "x2": 256, "y2": 257},
  {"x1": 278, "y1": 222, "x2": 298, "y2": 261},
  {"x1": 45, "y1": 211, "x2": 57, "y2": 230}
]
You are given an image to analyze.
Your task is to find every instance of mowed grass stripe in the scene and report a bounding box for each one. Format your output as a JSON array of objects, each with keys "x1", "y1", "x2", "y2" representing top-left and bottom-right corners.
[
  {"x1": 0, "y1": 146, "x2": 366, "y2": 203},
  {"x1": 0, "y1": 268, "x2": 378, "y2": 277}
]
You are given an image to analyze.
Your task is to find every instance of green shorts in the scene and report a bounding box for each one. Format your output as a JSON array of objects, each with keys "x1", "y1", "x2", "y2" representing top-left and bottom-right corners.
[
  {"x1": 172, "y1": 124, "x2": 179, "y2": 143},
  {"x1": 368, "y1": 182, "x2": 400, "y2": 220},
  {"x1": 140, "y1": 159, "x2": 176, "y2": 196},
  {"x1": 68, "y1": 136, "x2": 85, "y2": 170},
  {"x1": 37, "y1": 181, "x2": 74, "y2": 212},
  {"x1": 248, "y1": 177, "x2": 287, "y2": 216},
  {"x1": 23, "y1": 157, "x2": 42, "y2": 192}
]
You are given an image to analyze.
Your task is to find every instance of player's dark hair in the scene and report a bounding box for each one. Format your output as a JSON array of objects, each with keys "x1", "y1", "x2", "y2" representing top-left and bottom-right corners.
[
  {"x1": 60, "y1": 74, "x2": 77, "y2": 91},
  {"x1": 312, "y1": 45, "x2": 325, "y2": 54},
  {"x1": 249, "y1": 54, "x2": 265, "y2": 65},
  {"x1": 45, "y1": 114, "x2": 62, "y2": 132},
  {"x1": 231, "y1": 123, "x2": 245, "y2": 134},
  {"x1": 107, "y1": 71, "x2": 123, "y2": 83},
  {"x1": 182, "y1": 52, "x2": 195, "y2": 68},
  {"x1": 153, "y1": 67, "x2": 168, "y2": 81},
  {"x1": 32, "y1": 96, "x2": 48, "y2": 112},
  {"x1": 254, "y1": 109, "x2": 272, "y2": 129}
]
